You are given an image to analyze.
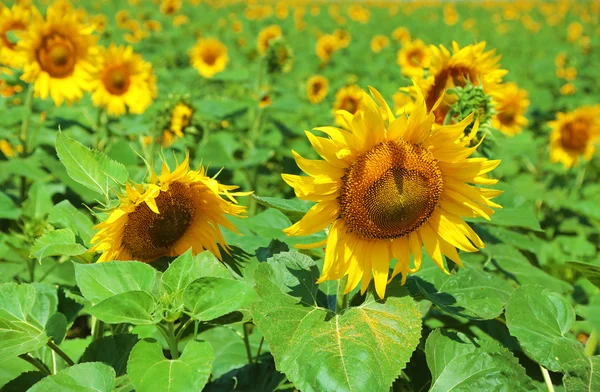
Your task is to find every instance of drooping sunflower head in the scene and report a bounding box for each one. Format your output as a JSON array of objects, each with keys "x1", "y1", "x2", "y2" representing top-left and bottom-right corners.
[
  {"x1": 548, "y1": 105, "x2": 600, "y2": 169},
  {"x1": 409, "y1": 42, "x2": 508, "y2": 125},
  {"x1": 0, "y1": 4, "x2": 41, "y2": 70},
  {"x1": 491, "y1": 82, "x2": 530, "y2": 137},
  {"x1": 16, "y1": 2, "x2": 97, "y2": 106},
  {"x1": 333, "y1": 84, "x2": 364, "y2": 126},
  {"x1": 257, "y1": 24, "x2": 282, "y2": 54},
  {"x1": 316, "y1": 34, "x2": 339, "y2": 63},
  {"x1": 91, "y1": 44, "x2": 157, "y2": 116},
  {"x1": 189, "y1": 37, "x2": 229, "y2": 78},
  {"x1": 370, "y1": 35, "x2": 390, "y2": 54},
  {"x1": 283, "y1": 84, "x2": 501, "y2": 299},
  {"x1": 396, "y1": 39, "x2": 430, "y2": 78},
  {"x1": 91, "y1": 154, "x2": 251, "y2": 263},
  {"x1": 306, "y1": 75, "x2": 329, "y2": 104}
]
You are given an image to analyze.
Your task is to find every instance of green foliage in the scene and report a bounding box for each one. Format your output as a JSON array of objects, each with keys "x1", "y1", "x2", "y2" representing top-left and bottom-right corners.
[{"x1": 28, "y1": 362, "x2": 115, "y2": 392}]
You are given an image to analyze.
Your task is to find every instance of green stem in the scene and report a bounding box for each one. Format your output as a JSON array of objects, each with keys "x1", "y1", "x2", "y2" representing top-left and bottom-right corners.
[
  {"x1": 336, "y1": 275, "x2": 349, "y2": 313},
  {"x1": 585, "y1": 329, "x2": 598, "y2": 356},
  {"x1": 540, "y1": 364, "x2": 555, "y2": 392},
  {"x1": 92, "y1": 318, "x2": 104, "y2": 341},
  {"x1": 242, "y1": 322, "x2": 253, "y2": 364},
  {"x1": 112, "y1": 323, "x2": 128, "y2": 335},
  {"x1": 175, "y1": 318, "x2": 195, "y2": 342},
  {"x1": 47, "y1": 340, "x2": 75, "y2": 366},
  {"x1": 571, "y1": 165, "x2": 586, "y2": 198},
  {"x1": 157, "y1": 323, "x2": 179, "y2": 359},
  {"x1": 255, "y1": 337, "x2": 264, "y2": 364},
  {"x1": 27, "y1": 258, "x2": 35, "y2": 283},
  {"x1": 19, "y1": 84, "x2": 35, "y2": 203},
  {"x1": 19, "y1": 354, "x2": 51, "y2": 375}
]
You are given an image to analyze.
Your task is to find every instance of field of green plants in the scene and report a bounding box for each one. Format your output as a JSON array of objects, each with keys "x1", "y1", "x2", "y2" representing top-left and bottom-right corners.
[{"x1": 1, "y1": 0, "x2": 600, "y2": 391}]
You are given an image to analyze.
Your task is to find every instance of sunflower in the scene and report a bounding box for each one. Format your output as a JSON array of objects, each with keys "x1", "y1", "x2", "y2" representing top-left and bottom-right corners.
[
  {"x1": 91, "y1": 44, "x2": 156, "y2": 116},
  {"x1": 282, "y1": 85, "x2": 501, "y2": 299},
  {"x1": 370, "y1": 35, "x2": 390, "y2": 53},
  {"x1": 333, "y1": 29, "x2": 351, "y2": 48},
  {"x1": 391, "y1": 27, "x2": 411, "y2": 44},
  {"x1": 396, "y1": 39, "x2": 430, "y2": 78},
  {"x1": 316, "y1": 34, "x2": 339, "y2": 63},
  {"x1": 90, "y1": 154, "x2": 250, "y2": 262},
  {"x1": 398, "y1": 42, "x2": 507, "y2": 125},
  {"x1": 0, "y1": 4, "x2": 40, "y2": 70},
  {"x1": 548, "y1": 105, "x2": 600, "y2": 168},
  {"x1": 306, "y1": 75, "x2": 329, "y2": 104},
  {"x1": 160, "y1": 0, "x2": 182, "y2": 16},
  {"x1": 189, "y1": 37, "x2": 229, "y2": 78},
  {"x1": 333, "y1": 84, "x2": 364, "y2": 126},
  {"x1": 491, "y1": 82, "x2": 530, "y2": 137},
  {"x1": 169, "y1": 103, "x2": 193, "y2": 137},
  {"x1": 16, "y1": 2, "x2": 97, "y2": 106},
  {"x1": 257, "y1": 24, "x2": 282, "y2": 54}
]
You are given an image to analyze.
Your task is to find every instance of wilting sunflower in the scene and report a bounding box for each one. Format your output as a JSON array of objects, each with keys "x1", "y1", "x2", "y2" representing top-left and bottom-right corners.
[
  {"x1": 333, "y1": 84, "x2": 364, "y2": 126},
  {"x1": 0, "y1": 4, "x2": 40, "y2": 70},
  {"x1": 91, "y1": 44, "x2": 157, "y2": 116},
  {"x1": 397, "y1": 39, "x2": 430, "y2": 78},
  {"x1": 282, "y1": 86, "x2": 501, "y2": 298},
  {"x1": 306, "y1": 75, "x2": 329, "y2": 104},
  {"x1": 91, "y1": 154, "x2": 250, "y2": 262},
  {"x1": 257, "y1": 24, "x2": 282, "y2": 54},
  {"x1": 491, "y1": 82, "x2": 530, "y2": 137},
  {"x1": 316, "y1": 34, "x2": 338, "y2": 64},
  {"x1": 370, "y1": 35, "x2": 390, "y2": 53},
  {"x1": 189, "y1": 37, "x2": 229, "y2": 78},
  {"x1": 548, "y1": 105, "x2": 600, "y2": 169},
  {"x1": 16, "y1": 2, "x2": 97, "y2": 105},
  {"x1": 398, "y1": 42, "x2": 507, "y2": 125}
]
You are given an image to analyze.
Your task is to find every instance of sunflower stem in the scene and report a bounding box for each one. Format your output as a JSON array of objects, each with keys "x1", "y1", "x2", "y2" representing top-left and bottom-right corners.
[
  {"x1": 540, "y1": 364, "x2": 555, "y2": 392},
  {"x1": 19, "y1": 84, "x2": 35, "y2": 203},
  {"x1": 336, "y1": 275, "x2": 349, "y2": 313},
  {"x1": 92, "y1": 318, "x2": 104, "y2": 341},
  {"x1": 571, "y1": 165, "x2": 586, "y2": 198},
  {"x1": 585, "y1": 329, "x2": 598, "y2": 356},
  {"x1": 47, "y1": 340, "x2": 75, "y2": 366},
  {"x1": 19, "y1": 354, "x2": 51, "y2": 375},
  {"x1": 242, "y1": 322, "x2": 253, "y2": 364}
]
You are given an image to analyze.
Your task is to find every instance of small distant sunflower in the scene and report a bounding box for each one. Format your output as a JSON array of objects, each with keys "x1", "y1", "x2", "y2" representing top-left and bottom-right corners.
[
  {"x1": 399, "y1": 42, "x2": 507, "y2": 125},
  {"x1": 316, "y1": 34, "x2": 339, "y2": 63},
  {"x1": 283, "y1": 86, "x2": 501, "y2": 298},
  {"x1": 397, "y1": 39, "x2": 430, "y2": 78},
  {"x1": 333, "y1": 29, "x2": 351, "y2": 48},
  {"x1": 333, "y1": 84, "x2": 363, "y2": 125},
  {"x1": 17, "y1": 3, "x2": 97, "y2": 105},
  {"x1": 91, "y1": 154, "x2": 250, "y2": 262},
  {"x1": 370, "y1": 35, "x2": 390, "y2": 53},
  {"x1": 548, "y1": 106, "x2": 600, "y2": 168},
  {"x1": 257, "y1": 24, "x2": 282, "y2": 54},
  {"x1": 491, "y1": 82, "x2": 530, "y2": 137},
  {"x1": 392, "y1": 27, "x2": 411, "y2": 44},
  {"x1": 160, "y1": 0, "x2": 182, "y2": 16},
  {"x1": 0, "y1": 4, "x2": 40, "y2": 69},
  {"x1": 306, "y1": 75, "x2": 329, "y2": 104},
  {"x1": 169, "y1": 103, "x2": 193, "y2": 137},
  {"x1": 189, "y1": 37, "x2": 229, "y2": 78},
  {"x1": 91, "y1": 44, "x2": 157, "y2": 116}
]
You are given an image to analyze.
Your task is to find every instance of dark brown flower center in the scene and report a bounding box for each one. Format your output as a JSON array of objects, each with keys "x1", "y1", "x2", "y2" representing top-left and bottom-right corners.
[
  {"x1": 339, "y1": 140, "x2": 443, "y2": 239},
  {"x1": 103, "y1": 65, "x2": 131, "y2": 95},
  {"x1": 560, "y1": 119, "x2": 590, "y2": 151},
  {"x1": 36, "y1": 33, "x2": 77, "y2": 78}
]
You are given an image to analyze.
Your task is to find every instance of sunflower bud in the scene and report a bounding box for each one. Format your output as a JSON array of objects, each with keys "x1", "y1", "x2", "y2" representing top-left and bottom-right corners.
[{"x1": 265, "y1": 37, "x2": 294, "y2": 74}]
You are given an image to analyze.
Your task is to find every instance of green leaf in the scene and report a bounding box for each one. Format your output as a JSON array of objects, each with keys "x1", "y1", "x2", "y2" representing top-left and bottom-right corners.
[
  {"x1": 55, "y1": 131, "x2": 128, "y2": 198},
  {"x1": 0, "y1": 283, "x2": 56, "y2": 357},
  {"x1": 568, "y1": 261, "x2": 600, "y2": 289},
  {"x1": 562, "y1": 355, "x2": 600, "y2": 391},
  {"x1": 88, "y1": 291, "x2": 159, "y2": 325},
  {"x1": 22, "y1": 181, "x2": 53, "y2": 219},
  {"x1": 0, "y1": 192, "x2": 21, "y2": 220},
  {"x1": 251, "y1": 260, "x2": 422, "y2": 392},
  {"x1": 45, "y1": 312, "x2": 68, "y2": 345},
  {"x1": 74, "y1": 261, "x2": 158, "y2": 305},
  {"x1": 127, "y1": 339, "x2": 213, "y2": 392},
  {"x1": 183, "y1": 277, "x2": 258, "y2": 322},
  {"x1": 252, "y1": 195, "x2": 313, "y2": 221},
  {"x1": 30, "y1": 229, "x2": 87, "y2": 262},
  {"x1": 28, "y1": 362, "x2": 115, "y2": 392},
  {"x1": 80, "y1": 334, "x2": 139, "y2": 377},
  {"x1": 48, "y1": 200, "x2": 95, "y2": 245},
  {"x1": 1, "y1": 371, "x2": 46, "y2": 391},
  {"x1": 505, "y1": 285, "x2": 584, "y2": 372},
  {"x1": 426, "y1": 329, "x2": 537, "y2": 391},
  {"x1": 410, "y1": 264, "x2": 514, "y2": 320}
]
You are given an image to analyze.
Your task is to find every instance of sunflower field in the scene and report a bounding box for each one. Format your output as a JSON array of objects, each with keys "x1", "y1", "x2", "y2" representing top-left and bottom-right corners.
[{"x1": 1, "y1": 0, "x2": 600, "y2": 391}]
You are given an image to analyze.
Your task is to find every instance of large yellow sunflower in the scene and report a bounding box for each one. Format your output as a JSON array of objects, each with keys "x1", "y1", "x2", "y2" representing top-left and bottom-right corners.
[
  {"x1": 548, "y1": 105, "x2": 600, "y2": 169},
  {"x1": 333, "y1": 84, "x2": 364, "y2": 126},
  {"x1": 396, "y1": 39, "x2": 430, "y2": 78},
  {"x1": 398, "y1": 42, "x2": 507, "y2": 125},
  {"x1": 491, "y1": 82, "x2": 530, "y2": 137},
  {"x1": 306, "y1": 75, "x2": 329, "y2": 104},
  {"x1": 282, "y1": 85, "x2": 501, "y2": 299},
  {"x1": 0, "y1": 4, "x2": 40, "y2": 70},
  {"x1": 257, "y1": 24, "x2": 282, "y2": 54},
  {"x1": 90, "y1": 154, "x2": 250, "y2": 262},
  {"x1": 16, "y1": 2, "x2": 97, "y2": 106},
  {"x1": 91, "y1": 44, "x2": 157, "y2": 116},
  {"x1": 189, "y1": 37, "x2": 229, "y2": 78}
]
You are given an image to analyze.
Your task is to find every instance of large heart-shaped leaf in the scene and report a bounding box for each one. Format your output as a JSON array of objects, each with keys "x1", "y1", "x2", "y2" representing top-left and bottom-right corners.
[
  {"x1": 28, "y1": 362, "x2": 115, "y2": 392},
  {"x1": 88, "y1": 291, "x2": 159, "y2": 325}
]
